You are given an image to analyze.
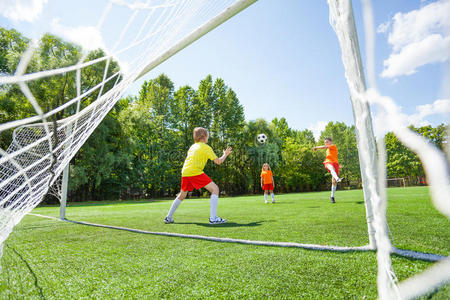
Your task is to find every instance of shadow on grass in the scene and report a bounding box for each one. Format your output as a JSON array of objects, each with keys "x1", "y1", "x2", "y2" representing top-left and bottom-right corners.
[
  {"x1": 5, "y1": 244, "x2": 45, "y2": 299},
  {"x1": 174, "y1": 221, "x2": 265, "y2": 228}
]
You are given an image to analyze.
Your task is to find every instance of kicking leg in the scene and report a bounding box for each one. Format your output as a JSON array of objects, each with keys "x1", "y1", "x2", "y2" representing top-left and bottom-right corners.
[
  {"x1": 270, "y1": 190, "x2": 275, "y2": 203},
  {"x1": 326, "y1": 164, "x2": 341, "y2": 182}
]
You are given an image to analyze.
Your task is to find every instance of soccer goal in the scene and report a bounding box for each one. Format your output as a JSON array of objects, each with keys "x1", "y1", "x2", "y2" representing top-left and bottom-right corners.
[
  {"x1": 387, "y1": 178, "x2": 406, "y2": 188},
  {"x1": 0, "y1": 0, "x2": 448, "y2": 299}
]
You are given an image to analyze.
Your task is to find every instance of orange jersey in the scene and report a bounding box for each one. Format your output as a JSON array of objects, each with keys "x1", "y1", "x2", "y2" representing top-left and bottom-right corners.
[
  {"x1": 324, "y1": 145, "x2": 338, "y2": 163},
  {"x1": 260, "y1": 170, "x2": 273, "y2": 184}
]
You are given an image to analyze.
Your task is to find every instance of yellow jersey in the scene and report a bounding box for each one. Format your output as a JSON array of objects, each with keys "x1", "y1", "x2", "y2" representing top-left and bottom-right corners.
[
  {"x1": 181, "y1": 142, "x2": 218, "y2": 177},
  {"x1": 324, "y1": 145, "x2": 338, "y2": 163}
]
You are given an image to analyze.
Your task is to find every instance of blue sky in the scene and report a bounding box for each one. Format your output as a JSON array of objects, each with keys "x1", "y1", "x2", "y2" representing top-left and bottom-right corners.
[{"x1": 1, "y1": 0, "x2": 448, "y2": 138}]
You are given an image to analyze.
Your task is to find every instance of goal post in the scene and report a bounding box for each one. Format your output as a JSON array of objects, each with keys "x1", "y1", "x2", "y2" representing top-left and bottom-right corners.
[{"x1": 328, "y1": 0, "x2": 378, "y2": 249}]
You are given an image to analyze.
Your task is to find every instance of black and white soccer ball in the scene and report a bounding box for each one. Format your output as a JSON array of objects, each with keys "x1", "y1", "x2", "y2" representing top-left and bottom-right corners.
[{"x1": 257, "y1": 133, "x2": 268, "y2": 144}]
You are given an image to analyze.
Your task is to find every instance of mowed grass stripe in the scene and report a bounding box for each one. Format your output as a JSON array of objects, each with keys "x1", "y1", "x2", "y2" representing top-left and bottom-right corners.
[{"x1": 0, "y1": 187, "x2": 448, "y2": 298}]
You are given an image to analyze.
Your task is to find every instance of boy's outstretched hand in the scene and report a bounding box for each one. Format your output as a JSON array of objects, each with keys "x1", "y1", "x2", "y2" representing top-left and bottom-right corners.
[{"x1": 224, "y1": 146, "x2": 232, "y2": 156}]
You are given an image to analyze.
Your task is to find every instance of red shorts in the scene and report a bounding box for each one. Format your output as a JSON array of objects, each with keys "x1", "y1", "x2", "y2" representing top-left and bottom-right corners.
[
  {"x1": 323, "y1": 162, "x2": 339, "y2": 176},
  {"x1": 263, "y1": 183, "x2": 274, "y2": 191},
  {"x1": 181, "y1": 173, "x2": 212, "y2": 192}
]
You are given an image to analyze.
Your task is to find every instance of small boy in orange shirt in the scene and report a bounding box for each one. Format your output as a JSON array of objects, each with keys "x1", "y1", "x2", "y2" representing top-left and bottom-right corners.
[
  {"x1": 164, "y1": 127, "x2": 232, "y2": 224},
  {"x1": 314, "y1": 137, "x2": 342, "y2": 203},
  {"x1": 260, "y1": 163, "x2": 275, "y2": 204}
]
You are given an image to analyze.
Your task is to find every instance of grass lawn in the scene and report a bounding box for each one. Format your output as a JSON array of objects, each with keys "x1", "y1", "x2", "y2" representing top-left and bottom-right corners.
[{"x1": 0, "y1": 187, "x2": 448, "y2": 299}]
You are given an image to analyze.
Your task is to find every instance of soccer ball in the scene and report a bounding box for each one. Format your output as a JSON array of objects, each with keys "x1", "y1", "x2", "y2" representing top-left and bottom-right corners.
[{"x1": 257, "y1": 133, "x2": 267, "y2": 144}]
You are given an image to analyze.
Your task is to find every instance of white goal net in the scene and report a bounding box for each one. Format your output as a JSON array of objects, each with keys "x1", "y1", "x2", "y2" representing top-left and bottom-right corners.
[
  {"x1": 0, "y1": 0, "x2": 256, "y2": 266},
  {"x1": 0, "y1": 0, "x2": 448, "y2": 299}
]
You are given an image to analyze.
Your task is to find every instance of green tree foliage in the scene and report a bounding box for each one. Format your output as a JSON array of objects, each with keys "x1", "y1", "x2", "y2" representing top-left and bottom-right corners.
[
  {"x1": 0, "y1": 28, "x2": 34, "y2": 148},
  {"x1": 384, "y1": 124, "x2": 448, "y2": 183},
  {"x1": 70, "y1": 98, "x2": 132, "y2": 200},
  {"x1": 0, "y1": 28, "x2": 124, "y2": 202},
  {"x1": 3, "y1": 28, "x2": 447, "y2": 201}
]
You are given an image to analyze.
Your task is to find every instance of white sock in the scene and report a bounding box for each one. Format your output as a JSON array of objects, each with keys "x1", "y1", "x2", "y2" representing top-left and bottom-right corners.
[
  {"x1": 271, "y1": 193, "x2": 275, "y2": 201},
  {"x1": 264, "y1": 194, "x2": 268, "y2": 202},
  {"x1": 167, "y1": 198, "x2": 182, "y2": 218},
  {"x1": 331, "y1": 185, "x2": 336, "y2": 198},
  {"x1": 329, "y1": 169, "x2": 339, "y2": 181},
  {"x1": 210, "y1": 194, "x2": 219, "y2": 220}
]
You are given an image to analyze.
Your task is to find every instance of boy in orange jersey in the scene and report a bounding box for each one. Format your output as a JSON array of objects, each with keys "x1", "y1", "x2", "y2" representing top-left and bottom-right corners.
[
  {"x1": 314, "y1": 137, "x2": 342, "y2": 203},
  {"x1": 260, "y1": 163, "x2": 275, "y2": 203},
  {"x1": 164, "y1": 127, "x2": 232, "y2": 224}
]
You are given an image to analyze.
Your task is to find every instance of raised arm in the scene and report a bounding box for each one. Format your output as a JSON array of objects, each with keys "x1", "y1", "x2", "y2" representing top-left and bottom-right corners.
[
  {"x1": 214, "y1": 146, "x2": 232, "y2": 165},
  {"x1": 313, "y1": 145, "x2": 328, "y2": 151}
]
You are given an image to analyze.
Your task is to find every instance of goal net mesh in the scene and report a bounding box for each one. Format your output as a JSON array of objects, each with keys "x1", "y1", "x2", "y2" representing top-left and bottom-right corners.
[
  {"x1": 0, "y1": 0, "x2": 245, "y2": 264},
  {"x1": 0, "y1": 0, "x2": 448, "y2": 299}
]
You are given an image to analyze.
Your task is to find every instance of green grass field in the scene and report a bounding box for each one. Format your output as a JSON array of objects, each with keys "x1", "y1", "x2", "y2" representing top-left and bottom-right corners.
[{"x1": 0, "y1": 187, "x2": 448, "y2": 299}]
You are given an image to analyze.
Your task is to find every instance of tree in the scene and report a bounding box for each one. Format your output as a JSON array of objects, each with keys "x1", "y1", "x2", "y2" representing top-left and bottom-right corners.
[{"x1": 70, "y1": 98, "x2": 131, "y2": 200}]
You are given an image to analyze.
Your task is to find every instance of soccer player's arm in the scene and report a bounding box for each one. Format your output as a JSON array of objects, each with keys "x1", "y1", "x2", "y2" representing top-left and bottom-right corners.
[
  {"x1": 213, "y1": 146, "x2": 232, "y2": 165},
  {"x1": 313, "y1": 145, "x2": 328, "y2": 151},
  {"x1": 260, "y1": 175, "x2": 264, "y2": 187},
  {"x1": 272, "y1": 176, "x2": 275, "y2": 188}
]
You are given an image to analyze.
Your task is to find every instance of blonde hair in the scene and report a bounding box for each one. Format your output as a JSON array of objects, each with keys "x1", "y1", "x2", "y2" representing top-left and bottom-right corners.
[
  {"x1": 193, "y1": 127, "x2": 209, "y2": 142},
  {"x1": 262, "y1": 163, "x2": 271, "y2": 172}
]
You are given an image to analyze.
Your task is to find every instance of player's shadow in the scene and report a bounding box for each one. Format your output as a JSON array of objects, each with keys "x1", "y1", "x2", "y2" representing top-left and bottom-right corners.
[
  {"x1": 355, "y1": 201, "x2": 364, "y2": 204},
  {"x1": 175, "y1": 221, "x2": 265, "y2": 228}
]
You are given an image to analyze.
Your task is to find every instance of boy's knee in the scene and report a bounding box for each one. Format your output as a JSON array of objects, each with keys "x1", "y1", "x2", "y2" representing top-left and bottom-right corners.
[
  {"x1": 209, "y1": 183, "x2": 219, "y2": 195},
  {"x1": 178, "y1": 191, "x2": 188, "y2": 200},
  {"x1": 213, "y1": 186, "x2": 219, "y2": 195}
]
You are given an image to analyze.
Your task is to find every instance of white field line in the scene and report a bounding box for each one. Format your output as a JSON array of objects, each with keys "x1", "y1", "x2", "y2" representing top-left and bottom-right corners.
[{"x1": 27, "y1": 213, "x2": 447, "y2": 261}]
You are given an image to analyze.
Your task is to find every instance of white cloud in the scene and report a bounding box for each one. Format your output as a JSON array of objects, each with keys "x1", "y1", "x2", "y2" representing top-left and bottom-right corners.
[
  {"x1": 406, "y1": 98, "x2": 450, "y2": 127},
  {"x1": 381, "y1": 0, "x2": 450, "y2": 78},
  {"x1": 374, "y1": 99, "x2": 450, "y2": 137},
  {"x1": 308, "y1": 121, "x2": 328, "y2": 141},
  {"x1": 414, "y1": 98, "x2": 450, "y2": 119},
  {"x1": 377, "y1": 21, "x2": 390, "y2": 34},
  {"x1": 0, "y1": 0, "x2": 47, "y2": 22},
  {"x1": 381, "y1": 34, "x2": 450, "y2": 77},
  {"x1": 50, "y1": 18, "x2": 105, "y2": 52}
]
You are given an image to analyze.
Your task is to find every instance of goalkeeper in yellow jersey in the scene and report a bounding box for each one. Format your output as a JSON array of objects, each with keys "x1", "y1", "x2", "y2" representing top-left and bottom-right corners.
[{"x1": 164, "y1": 127, "x2": 232, "y2": 224}]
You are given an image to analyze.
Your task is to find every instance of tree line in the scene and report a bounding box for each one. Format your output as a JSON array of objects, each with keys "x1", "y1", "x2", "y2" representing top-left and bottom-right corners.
[{"x1": 0, "y1": 28, "x2": 447, "y2": 202}]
